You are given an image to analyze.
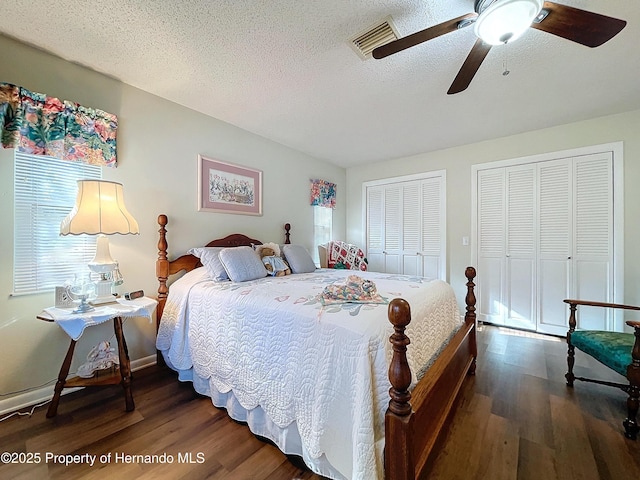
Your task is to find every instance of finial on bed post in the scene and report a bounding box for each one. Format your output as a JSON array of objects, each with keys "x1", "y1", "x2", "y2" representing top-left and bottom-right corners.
[
  {"x1": 156, "y1": 214, "x2": 169, "y2": 328},
  {"x1": 284, "y1": 223, "x2": 291, "y2": 244},
  {"x1": 386, "y1": 298, "x2": 415, "y2": 480},
  {"x1": 465, "y1": 266, "x2": 476, "y2": 325},
  {"x1": 465, "y1": 266, "x2": 477, "y2": 375},
  {"x1": 388, "y1": 298, "x2": 412, "y2": 416}
]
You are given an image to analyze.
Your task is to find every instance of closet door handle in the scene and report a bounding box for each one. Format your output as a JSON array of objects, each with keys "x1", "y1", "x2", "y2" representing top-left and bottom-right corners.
[{"x1": 567, "y1": 256, "x2": 572, "y2": 260}]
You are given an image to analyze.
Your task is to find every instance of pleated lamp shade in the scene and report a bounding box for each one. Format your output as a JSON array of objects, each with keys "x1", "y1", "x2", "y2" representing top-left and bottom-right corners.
[{"x1": 60, "y1": 180, "x2": 139, "y2": 236}]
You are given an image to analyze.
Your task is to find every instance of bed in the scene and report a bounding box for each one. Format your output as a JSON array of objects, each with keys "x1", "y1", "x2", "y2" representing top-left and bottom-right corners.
[{"x1": 155, "y1": 214, "x2": 477, "y2": 480}]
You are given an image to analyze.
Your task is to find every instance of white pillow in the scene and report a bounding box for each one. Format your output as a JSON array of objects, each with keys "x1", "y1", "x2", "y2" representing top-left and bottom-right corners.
[
  {"x1": 218, "y1": 246, "x2": 268, "y2": 282},
  {"x1": 282, "y1": 244, "x2": 317, "y2": 274},
  {"x1": 188, "y1": 247, "x2": 228, "y2": 281}
]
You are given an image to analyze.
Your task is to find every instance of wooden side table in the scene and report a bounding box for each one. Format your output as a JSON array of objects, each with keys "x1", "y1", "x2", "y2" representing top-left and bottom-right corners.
[{"x1": 37, "y1": 297, "x2": 156, "y2": 418}]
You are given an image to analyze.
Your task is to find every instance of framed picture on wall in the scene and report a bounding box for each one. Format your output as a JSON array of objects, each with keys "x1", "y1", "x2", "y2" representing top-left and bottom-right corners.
[{"x1": 198, "y1": 155, "x2": 263, "y2": 215}]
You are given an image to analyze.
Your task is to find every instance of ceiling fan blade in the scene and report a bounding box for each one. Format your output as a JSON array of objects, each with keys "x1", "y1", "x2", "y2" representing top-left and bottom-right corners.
[
  {"x1": 531, "y1": 1, "x2": 626, "y2": 47},
  {"x1": 372, "y1": 13, "x2": 478, "y2": 59},
  {"x1": 447, "y1": 39, "x2": 492, "y2": 95}
]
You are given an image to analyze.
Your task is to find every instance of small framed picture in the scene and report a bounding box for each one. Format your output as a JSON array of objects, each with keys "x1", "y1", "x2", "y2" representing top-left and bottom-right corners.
[
  {"x1": 198, "y1": 155, "x2": 262, "y2": 216},
  {"x1": 55, "y1": 286, "x2": 74, "y2": 308}
]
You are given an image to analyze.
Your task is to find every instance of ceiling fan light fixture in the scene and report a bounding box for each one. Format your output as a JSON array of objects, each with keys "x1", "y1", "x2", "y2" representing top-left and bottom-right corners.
[{"x1": 474, "y1": 0, "x2": 543, "y2": 45}]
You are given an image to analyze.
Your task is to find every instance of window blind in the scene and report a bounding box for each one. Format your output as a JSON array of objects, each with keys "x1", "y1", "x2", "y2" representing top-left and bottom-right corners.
[
  {"x1": 313, "y1": 206, "x2": 333, "y2": 264},
  {"x1": 13, "y1": 152, "x2": 102, "y2": 295}
]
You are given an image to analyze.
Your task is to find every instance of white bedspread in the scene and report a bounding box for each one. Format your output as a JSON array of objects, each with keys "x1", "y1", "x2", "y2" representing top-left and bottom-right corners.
[{"x1": 157, "y1": 268, "x2": 461, "y2": 480}]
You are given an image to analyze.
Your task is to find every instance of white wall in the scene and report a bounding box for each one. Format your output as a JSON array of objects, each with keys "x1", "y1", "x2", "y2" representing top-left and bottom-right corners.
[
  {"x1": 0, "y1": 34, "x2": 345, "y2": 409},
  {"x1": 346, "y1": 109, "x2": 640, "y2": 312}
]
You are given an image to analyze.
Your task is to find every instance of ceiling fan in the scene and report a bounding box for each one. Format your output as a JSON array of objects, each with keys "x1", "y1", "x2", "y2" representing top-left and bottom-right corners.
[{"x1": 372, "y1": 0, "x2": 626, "y2": 94}]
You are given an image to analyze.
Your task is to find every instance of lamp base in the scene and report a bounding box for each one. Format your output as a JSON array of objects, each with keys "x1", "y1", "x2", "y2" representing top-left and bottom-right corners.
[
  {"x1": 91, "y1": 279, "x2": 116, "y2": 305},
  {"x1": 91, "y1": 295, "x2": 118, "y2": 305}
]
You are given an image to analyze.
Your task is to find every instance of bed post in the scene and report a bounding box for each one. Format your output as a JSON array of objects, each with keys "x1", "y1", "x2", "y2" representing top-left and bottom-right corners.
[
  {"x1": 156, "y1": 214, "x2": 169, "y2": 329},
  {"x1": 284, "y1": 223, "x2": 291, "y2": 244},
  {"x1": 465, "y1": 266, "x2": 477, "y2": 375},
  {"x1": 385, "y1": 298, "x2": 415, "y2": 480}
]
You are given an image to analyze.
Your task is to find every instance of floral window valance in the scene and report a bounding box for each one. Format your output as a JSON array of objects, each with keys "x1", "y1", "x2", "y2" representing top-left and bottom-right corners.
[
  {"x1": 0, "y1": 82, "x2": 118, "y2": 167},
  {"x1": 310, "y1": 179, "x2": 336, "y2": 209}
]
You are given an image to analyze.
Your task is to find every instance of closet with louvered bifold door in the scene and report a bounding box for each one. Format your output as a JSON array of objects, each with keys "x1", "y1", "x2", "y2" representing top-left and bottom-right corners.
[
  {"x1": 365, "y1": 171, "x2": 446, "y2": 280},
  {"x1": 475, "y1": 147, "x2": 622, "y2": 336}
]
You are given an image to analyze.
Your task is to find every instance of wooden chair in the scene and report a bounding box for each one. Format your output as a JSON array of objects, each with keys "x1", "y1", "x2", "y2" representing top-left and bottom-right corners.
[
  {"x1": 564, "y1": 299, "x2": 640, "y2": 439},
  {"x1": 318, "y1": 243, "x2": 328, "y2": 268}
]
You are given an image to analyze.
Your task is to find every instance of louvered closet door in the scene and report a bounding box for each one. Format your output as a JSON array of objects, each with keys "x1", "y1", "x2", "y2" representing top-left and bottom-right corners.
[
  {"x1": 477, "y1": 149, "x2": 617, "y2": 334},
  {"x1": 401, "y1": 178, "x2": 444, "y2": 279},
  {"x1": 537, "y1": 154, "x2": 614, "y2": 335},
  {"x1": 365, "y1": 183, "x2": 402, "y2": 274},
  {"x1": 572, "y1": 152, "x2": 614, "y2": 331},
  {"x1": 504, "y1": 165, "x2": 536, "y2": 330},
  {"x1": 477, "y1": 169, "x2": 506, "y2": 325},
  {"x1": 402, "y1": 181, "x2": 422, "y2": 275},
  {"x1": 420, "y1": 177, "x2": 444, "y2": 279},
  {"x1": 537, "y1": 159, "x2": 572, "y2": 336},
  {"x1": 383, "y1": 184, "x2": 402, "y2": 274},
  {"x1": 366, "y1": 173, "x2": 446, "y2": 278},
  {"x1": 366, "y1": 187, "x2": 385, "y2": 272}
]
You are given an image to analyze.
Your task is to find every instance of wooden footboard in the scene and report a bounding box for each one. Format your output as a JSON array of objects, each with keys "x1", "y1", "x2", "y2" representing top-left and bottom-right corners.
[{"x1": 385, "y1": 267, "x2": 477, "y2": 480}]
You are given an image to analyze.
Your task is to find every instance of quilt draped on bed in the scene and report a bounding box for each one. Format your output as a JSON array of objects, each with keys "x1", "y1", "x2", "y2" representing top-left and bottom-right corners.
[{"x1": 157, "y1": 268, "x2": 461, "y2": 480}]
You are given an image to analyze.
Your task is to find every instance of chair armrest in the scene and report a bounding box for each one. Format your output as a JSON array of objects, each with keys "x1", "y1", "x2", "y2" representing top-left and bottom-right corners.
[
  {"x1": 626, "y1": 320, "x2": 640, "y2": 329},
  {"x1": 318, "y1": 244, "x2": 328, "y2": 268},
  {"x1": 564, "y1": 299, "x2": 640, "y2": 311},
  {"x1": 565, "y1": 300, "x2": 640, "y2": 334}
]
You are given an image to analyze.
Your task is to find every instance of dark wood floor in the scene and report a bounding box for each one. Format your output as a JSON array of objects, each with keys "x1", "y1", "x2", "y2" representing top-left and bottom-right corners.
[{"x1": 1, "y1": 325, "x2": 639, "y2": 479}]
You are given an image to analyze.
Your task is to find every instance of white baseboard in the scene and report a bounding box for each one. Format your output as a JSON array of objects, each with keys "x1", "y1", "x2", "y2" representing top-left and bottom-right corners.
[{"x1": 0, "y1": 355, "x2": 157, "y2": 417}]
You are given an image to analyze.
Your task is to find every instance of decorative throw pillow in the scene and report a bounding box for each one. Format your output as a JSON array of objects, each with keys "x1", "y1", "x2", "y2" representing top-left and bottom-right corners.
[
  {"x1": 282, "y1": 244, "x2": 317, "y2": 274},
  {"x1": 188, "y1": 247, "x2": 228, "y2": 281},
  {"x1": 218, "y1": 246, "x2": 268, "y2": 282}
]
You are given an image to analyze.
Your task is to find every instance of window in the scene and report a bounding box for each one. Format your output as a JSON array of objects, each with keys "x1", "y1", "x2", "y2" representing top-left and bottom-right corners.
[
  {"x1": 13, "y1": 152, "x2": 102, "y2": 295},
  {"x1": 313, "y1": 206, "x2": 332, "y2": 264}
]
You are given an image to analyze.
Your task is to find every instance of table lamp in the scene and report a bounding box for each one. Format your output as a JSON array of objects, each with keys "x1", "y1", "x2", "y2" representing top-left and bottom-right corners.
[{"x1": 60, "y1": 180, "x2": 139, "y2": 306}]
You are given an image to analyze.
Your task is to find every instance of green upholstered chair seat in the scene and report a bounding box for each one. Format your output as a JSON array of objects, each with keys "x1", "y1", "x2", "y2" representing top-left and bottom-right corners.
[{"x1": 571, "y1": 330, "x2": 634, "y2": 377}]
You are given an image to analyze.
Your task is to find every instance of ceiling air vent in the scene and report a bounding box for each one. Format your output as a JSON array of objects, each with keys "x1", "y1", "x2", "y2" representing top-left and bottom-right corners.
[{"x1": 349, "y1": 16, "x2": 399, "y2": 60}]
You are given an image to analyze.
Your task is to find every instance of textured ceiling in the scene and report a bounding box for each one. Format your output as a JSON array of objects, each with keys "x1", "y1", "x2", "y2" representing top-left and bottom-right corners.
[{"x1": 1, "y1": 0, "x2": 638, "y2": 168}]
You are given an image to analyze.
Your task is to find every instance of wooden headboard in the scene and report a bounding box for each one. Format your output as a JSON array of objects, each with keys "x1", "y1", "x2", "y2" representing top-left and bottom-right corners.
[{"x1": 155, "y1": 214, "x2": 291, "y2": 322}]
